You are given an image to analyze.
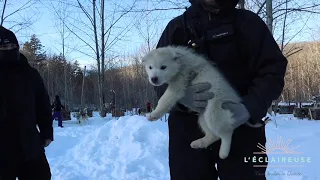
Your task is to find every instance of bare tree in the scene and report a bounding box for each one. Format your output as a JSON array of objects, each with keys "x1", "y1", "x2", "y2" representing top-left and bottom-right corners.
[
  {"x1": 57, "y1": 0, "x2": 138, "y2": 113},
  {"x1": 46, "y1": 0, "x2": 76, "y2": 108}
]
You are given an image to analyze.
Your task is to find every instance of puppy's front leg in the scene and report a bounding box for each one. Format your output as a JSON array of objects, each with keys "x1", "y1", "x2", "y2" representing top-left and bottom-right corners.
[{"x1": 147, "y1": 87, "x2": 185, "y2": 121}]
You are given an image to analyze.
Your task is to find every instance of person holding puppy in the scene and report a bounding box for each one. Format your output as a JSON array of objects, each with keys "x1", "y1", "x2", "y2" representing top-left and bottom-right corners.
[
  {"x1": 0, "y1": 26, "x2": 53, "y2": 180},
  {"x1": 154, "y1": 0, "x2": 287, "y2": 179}
]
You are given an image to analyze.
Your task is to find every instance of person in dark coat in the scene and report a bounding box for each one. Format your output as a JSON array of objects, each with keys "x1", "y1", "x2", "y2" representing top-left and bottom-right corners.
[
  {"x1": 154, "y1": 0, "x2": 288, "y2": 179},
  {"x1": 52, "y1": 95, "x2": 64, "y2": 128},
  {"x1": 0, "y1": 26, "x2": 53, "y2": 179}
]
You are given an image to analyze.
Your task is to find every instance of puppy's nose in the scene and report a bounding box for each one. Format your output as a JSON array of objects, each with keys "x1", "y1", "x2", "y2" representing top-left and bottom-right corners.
[{"x1": 151, "y1": 77, "x2": 158, "y2": 83}]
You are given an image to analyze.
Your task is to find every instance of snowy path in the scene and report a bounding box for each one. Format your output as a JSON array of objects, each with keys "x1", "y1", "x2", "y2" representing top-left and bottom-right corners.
[{"x1": 46, "y1": 113, "x2": 320, "y2": 180}]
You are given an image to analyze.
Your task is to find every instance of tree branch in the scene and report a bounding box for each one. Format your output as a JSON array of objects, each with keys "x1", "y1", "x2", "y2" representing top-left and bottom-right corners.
[{"x1": 2, "y1": 0, "x2": 35, "y2": 22}]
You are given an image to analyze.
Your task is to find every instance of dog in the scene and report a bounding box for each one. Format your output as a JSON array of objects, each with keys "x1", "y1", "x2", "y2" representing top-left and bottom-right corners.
[
  {"x1": 74, "y1": 108, "x2": 89, "y2": 125},
  {"x1": 142, "y1": 45, "x2": 263, "y2": 159}
]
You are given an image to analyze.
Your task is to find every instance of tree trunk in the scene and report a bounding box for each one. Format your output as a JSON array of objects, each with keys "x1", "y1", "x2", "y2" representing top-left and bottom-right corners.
[
  {"x1": 92, "y1": 0, "x2": 102, "y2": 111},
  {"x1": 81, "y1": 66, "x2": 86, "y2": 108},
  {"x1": 1, "y1": 0, "x2": 7, "y2": 25},
  {"x1": 100, "y1": 0, "x2": 106, "y2": 111},
  {"x1": 266, "y1": 0, "x2": 273, "y2": 33},
  {"x1": 63, "y1": 22, "x2": 67, "y2": 109},
  {"x1": 266, "y1": 0, "x2": 278, "y2": 114}
]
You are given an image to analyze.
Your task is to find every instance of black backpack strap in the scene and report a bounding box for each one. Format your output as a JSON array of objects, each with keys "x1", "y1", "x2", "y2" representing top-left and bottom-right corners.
[
  {"x1": 182, "y1": 8, "x2": 235, "y2": 57},
  {"x1": 182, "y1": 8, "x2": 247, "y2": 60},
  {"x1": 180, "y1": 8, "x2": 249, "y2": 115},
  {"x1": 182, "y1": 9, "x2": 206, "y2": 52}
]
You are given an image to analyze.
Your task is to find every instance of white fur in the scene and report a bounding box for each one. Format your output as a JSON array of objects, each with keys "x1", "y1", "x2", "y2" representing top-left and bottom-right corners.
[
  {"x1": 75, "y1": 108, "x2": 89, "y2": 125},
  {"x1": 78, "y1": 115, "x2": 89, "y2": 125},
  {"x1": 142, "y1": 45, "x2": 262, "y2": 159}
]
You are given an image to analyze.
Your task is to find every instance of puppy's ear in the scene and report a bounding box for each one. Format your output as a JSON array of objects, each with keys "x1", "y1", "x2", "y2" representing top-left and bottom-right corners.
[
  {"x1": 172, "y1": 51, "x2": 183, "y2": 61},
  {"x1": 141, "y1": 57, "x2": 147, "y2": 64}
]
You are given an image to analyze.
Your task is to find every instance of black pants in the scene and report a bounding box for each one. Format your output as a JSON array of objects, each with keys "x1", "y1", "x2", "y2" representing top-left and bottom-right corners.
[
  {"x1": 0, "y1": 153, "x2": 51, "y2": 180},
  {"x1": 168, "y1": 112, "x2": 268, "y2": 180}
]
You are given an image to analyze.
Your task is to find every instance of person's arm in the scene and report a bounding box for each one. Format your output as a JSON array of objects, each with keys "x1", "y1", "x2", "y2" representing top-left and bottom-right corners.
[
  {"x1": 240, "y1": 11, "x2": 288, "y2": 123},
  {"x1": 32, "y1": 68, "x2": 54, "y2": 142}
]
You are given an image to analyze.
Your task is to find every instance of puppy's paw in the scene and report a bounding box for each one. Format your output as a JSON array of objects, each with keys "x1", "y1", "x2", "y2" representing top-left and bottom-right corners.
[
  {"x1": 219, "y1": 150, "x2": 229, "y2": 159},
  {"x1": 146, "y1": 112, "x2": 159, "y2": 121},
  {"x1": 190, "y1": 139, "x2": 206, "y2": 149}
]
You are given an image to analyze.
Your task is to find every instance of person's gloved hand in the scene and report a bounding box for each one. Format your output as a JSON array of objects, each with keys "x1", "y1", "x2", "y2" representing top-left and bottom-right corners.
[
  {"x1": 222, "y1": 101, "x2": 251, "y2": 129},
  {"x1": 178, "y1": 82, "x2": 215, "y2": 113}
]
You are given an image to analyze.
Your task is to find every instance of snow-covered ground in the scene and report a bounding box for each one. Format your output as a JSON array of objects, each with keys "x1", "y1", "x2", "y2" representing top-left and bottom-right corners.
[{"x1": 46, "y1": 112, "x2": 320, "y2": 180}]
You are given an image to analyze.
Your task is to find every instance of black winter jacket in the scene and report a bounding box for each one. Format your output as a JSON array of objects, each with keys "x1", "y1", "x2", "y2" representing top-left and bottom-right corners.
[
  {"x1": 0, "y1": 53, "x2": 53, "y2": 172},
  {"x1": 154, "y1": 2, "x2": 288, "y2": 124},
  {"x1": 52, "y1": 99, "x2": 64, "y2": 112}
]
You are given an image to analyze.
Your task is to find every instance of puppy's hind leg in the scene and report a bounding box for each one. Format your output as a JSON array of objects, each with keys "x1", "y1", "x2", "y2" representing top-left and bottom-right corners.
[
  {"x1": 215, "y1": 108, "x2": 235, "y2": 159},
  {"x1": 190, "y1": 114, "x2": 220, "y2": 149},
  {"x1": 218, "y1": 132, "x2": 233, "y2": 159},
  {"x1": 190, "y1": 133, "x2": 219, "y2": 149}
]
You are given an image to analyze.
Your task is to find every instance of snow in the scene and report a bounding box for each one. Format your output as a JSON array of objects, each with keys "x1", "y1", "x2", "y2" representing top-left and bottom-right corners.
[
  {"x1": 46, "y1": 112, "x2": 320, "y2": 180},
  {"x1": 264, "y1": 115, "x2": 320, "y2": 180}
]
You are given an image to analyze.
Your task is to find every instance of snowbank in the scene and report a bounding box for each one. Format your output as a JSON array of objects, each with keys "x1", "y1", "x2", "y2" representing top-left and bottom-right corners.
[
  {"x1": 46, "y1": 113, "x2": 320, "y2": 180},
  {"x1": 47, "y1": 113, "x2": 169, "y2": 180}
]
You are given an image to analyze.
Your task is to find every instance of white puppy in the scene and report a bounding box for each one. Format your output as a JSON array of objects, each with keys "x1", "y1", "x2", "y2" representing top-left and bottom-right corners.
[{"x1": 142, "y1": 45, "x2": 262, "y2": 159}]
